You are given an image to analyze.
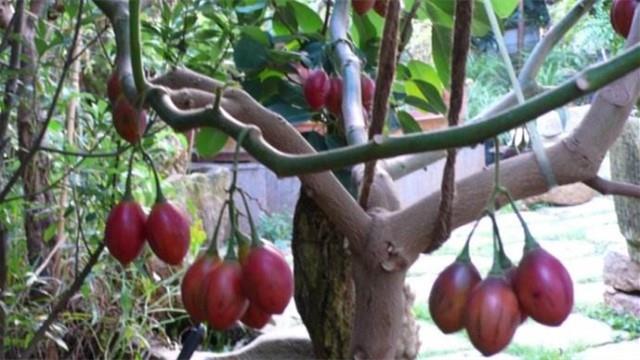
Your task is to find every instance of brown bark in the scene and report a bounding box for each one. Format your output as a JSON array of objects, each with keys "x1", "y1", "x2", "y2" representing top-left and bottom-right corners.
[
  {"x1": 610, "y1": 117, "x2": 640, "y2": 262},
  {"x1": 292, "y1": 191, "x2": 354, "y2": 359},
  {"x1": 17, "y1": 9, "x2": 54, "y2": 267}
]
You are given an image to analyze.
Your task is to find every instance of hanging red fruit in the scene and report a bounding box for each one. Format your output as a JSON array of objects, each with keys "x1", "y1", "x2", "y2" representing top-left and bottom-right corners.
[
  {"x1": 107, "y1": 71, "x2": 123, "y2": 103},
  {"x1": 353, "y1": 0, "x2": 375, "y2": 15},
  {"x1": 514, "y1": 246, "x2": 573, "y2": 326},
  {"x1": 373, "y1": 0, "x2": 387, "y2": 17},
  {"x1": 303, "y1": 68, "x2": 331, "y2": 110},
  {"x1": 206, "y1": 260, "x2": 249, "y2": 330},
  {"x1": 428, "y1": 260, "x2": 481, "y2": 334},
  {"x1": 610, "y1": 0, "x2": 638, "y2": 38},
  {"x1": 181, "y1": 254, "x2": 220, "y2": 322},
  {"x1": 464, "y1": 276, "x2": 522, "y2": 356},
  {"x1": 112, "y1": 97, "x2": 147, "y2": 144},
  {"x1": 326, "y1": 77, "x2": 343, "y2": 116},
  {"x1": 241, "y1": 244, "x2": 293, "y2": 314},
  {"x1": 105, "y1": 199, "x2": 147, "y2": 266},
  {"x1": 241, "y1": 302, "x2": 272, "y2": 329},
  {"x1": 361, "y1": 74, "x2": 376, "y2": 112},
  {"x1": 146, "y1": 200, "x2": 191, "y2": 265}
]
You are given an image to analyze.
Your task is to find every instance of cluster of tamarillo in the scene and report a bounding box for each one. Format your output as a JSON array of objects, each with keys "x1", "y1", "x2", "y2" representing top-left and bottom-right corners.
[
  {"x1": 302, "y1": 67, "x2": 375, "y2": 118},
  {"x1": 107, "y1": 71, "x2": 147, "y2": 144},
  {"x1": 428, "y1": 206, "x2": 574, "y2": 356},
  {"x1": 353, "y1": 0, "x2": 389, "y2": 17}
]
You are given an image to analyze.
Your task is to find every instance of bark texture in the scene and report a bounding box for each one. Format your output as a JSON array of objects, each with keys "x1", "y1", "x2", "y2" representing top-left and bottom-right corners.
[
  {"x1": 292, "y1": 190, "x2": 354, "y2": 359},
  {"x1": 17, "y1": 12, "x2": 54, "y2": 267},
  {"x1": 610, "y1": 117, "x2": 640, "y2": 262}
]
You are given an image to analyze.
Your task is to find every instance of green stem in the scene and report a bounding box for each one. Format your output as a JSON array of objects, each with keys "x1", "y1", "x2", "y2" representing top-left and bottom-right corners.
[
  {"x1": 238, "y1": 189, "x2": 260, "y2": 247},
  {"x1": 456, "y1": 215, "x2": 481, "y2": 263},
  {"x1": 487, "y1": 212, "x2": 512, "y2": 275},
  {"x1": 129, "y1": 0, "x2": 146, "y2": 94},
  {"x1": 499, "y1": 187, "x2": 539, "y2": 250},
  {"x1": 138, "y1": 144, "x2": 164, "y2": 203},
  {"x1": 123, "y1": 148, "x2": 136, "y2": 200},
  {"x1": 206, "y1": 201, "x2": 228, "y2": 258}
]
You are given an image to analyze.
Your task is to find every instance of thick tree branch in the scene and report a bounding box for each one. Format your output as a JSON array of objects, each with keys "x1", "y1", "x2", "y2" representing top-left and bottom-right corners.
[
  {"x1": 329, "y1": 0, "x2": 367, "y2": 145},
  {"x1": 584, "y1": 176, "x2": 640, "y2": 198}
]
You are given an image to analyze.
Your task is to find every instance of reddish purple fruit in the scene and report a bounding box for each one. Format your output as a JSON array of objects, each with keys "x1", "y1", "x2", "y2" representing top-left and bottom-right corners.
[
  {"x1": 505, "y1": 266, "x2": 528, "y2": 324},
  {"x1": 361, "y1": 74, "x2": 375, "y2": 112},
  {"x1": 241, "y1": 302, "x2": 272, "y2": 329},
  {"x1": 206, "y1": 260, "x2": 249, "y2": 330},
  {"x1": 182, "y1": 255, "x2": 220, "y2": 322},
  {"x1": 303, "y1": 68, "x2": 331, "y2": 110},
  {"x1": 241, "y1": 245, "x2": 293, "y2": 314},
  {"x1": 107, "y1": 71, "x2": 123, "y2": 103},
  {"x1": 514, "y1": 247, "x2": 573, "y2": 326},
  {"x1": 113, "y1": 97, "x2": 147, "y2": 144},
  {"x1": 464, "y1": 276, "x2": 522, "y2": 356},
  {"x1": 428, "y1": 260, "x2": 481, "y2": 334},
  {"x1": 353, "y1": 0, "x2": 375, "y2": 15},
  {"x1": 326, "y1": 77, "x2": 343, "y2": 116},
  {"x1": 374, "y1": 0, "x2": 387, "y2": 16},
  {"x1": 610, "y1": 0, "x2": 638, "y2": 38},
  {"x1": 105, "y1": 199, "x2": 147, "y2": 266},
  {"x1": 146, "y1": 200, "x2": 191, "y2": 265}
]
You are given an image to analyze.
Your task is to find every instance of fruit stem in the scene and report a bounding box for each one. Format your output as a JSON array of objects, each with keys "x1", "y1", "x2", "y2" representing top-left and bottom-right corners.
[
  {"x1": 456, "y1": 214, "x2": 482, "y2": 263},
  {"x1": 239, "y1": 189, "x2": 261, "y2": 247},
  {"x1": 487, "y1": 212, "x2": 512, "y2": 275},
  {"x1": 499, "y1": 187, "x2": 539, "y2": 251},
  {"x1": 139, "y1": 144, "x2": 165, "y2": 203},
  {"x1": 123, "y1": 148, "x2": 136, "y2": 200},
  {"x1": 129, "y1": 0, "x2": 147, "y2": 95},
  {"x1": 206, "y1": 200, "x2": 229, "y2": 259}
]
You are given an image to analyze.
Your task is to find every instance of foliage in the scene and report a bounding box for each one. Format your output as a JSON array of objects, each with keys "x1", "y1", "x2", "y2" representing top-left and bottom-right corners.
[
  {"x1": 582, "y1": 304, "x2": 640, "y2": 338},
  {"x1": 258, "y1": 212, "x2": 293, "y2": 246}
]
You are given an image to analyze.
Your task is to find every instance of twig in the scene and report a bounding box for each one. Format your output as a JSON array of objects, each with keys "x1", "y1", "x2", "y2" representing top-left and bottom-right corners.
[
  {"x1": 359, "y1": 0, "x2": 400, "y2": 208},
  {"x1": 583, "y1": 176, "x2": 640, "y2": 198}
]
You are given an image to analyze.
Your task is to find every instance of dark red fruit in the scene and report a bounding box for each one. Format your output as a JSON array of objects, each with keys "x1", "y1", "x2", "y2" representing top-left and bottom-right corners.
[
  {"x1": 145, "y1": 200, "x2": 191, "y2": 265},
  {"x1": 182, "y1": 255, "x2": 220, "y2": 322},
  {"x1": 361, "y1": 74, "x2": 375, "y2": 112},
  {"x1": 206, "y1": 260, "x2": 249, "y2": 330},
  {"x1": 610, "y1": 0, "x2": 638, "y2": 38},
  {"x1": 105, "y1": 200, "x2": 146, "y2": 266},
  {"x1": 353, "y1": 0, "x2": 375, "y2": 15},
  {"x1": 303, "y1": 68, "x2": 331, "y2": 110},
  {"x1": 326, "y1": 77, "x2": 343, "y2": 116},
  {"x1": 514, "y1": 247, "x2": 573, "y2": 326},
  {"x1": 374, "y1": 0, "x2": 387, "y2": 16},
  {"x1": 241, "y1": 302, "x2": 272, "y2": 329},
  {"x1": 428, "y1": 260, "x2": 481, "y2": 334},
  {"x1": 107, "y1": 72, "x2": 123, "y2": 103},
  {"x1": 241, "y1": 245, "x2": 293, "y2": 314},
  {"x1": 464, "y1": 276, "x2": 521, "y2": 357},
  {"x1": 113, "y1": 97, "x2": 147, "y2": 144},
  {"x1": 505, "y1": 266, "x2": 528, "y2": 324}
]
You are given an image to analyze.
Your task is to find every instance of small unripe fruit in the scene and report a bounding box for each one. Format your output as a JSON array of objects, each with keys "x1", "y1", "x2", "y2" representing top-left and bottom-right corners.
[
  {"x1": 303, "y1": 68, "x2": 331, "y2": 110},
  {"x1": 112, "y1": 97, "x2": 147, "y2": 144}
]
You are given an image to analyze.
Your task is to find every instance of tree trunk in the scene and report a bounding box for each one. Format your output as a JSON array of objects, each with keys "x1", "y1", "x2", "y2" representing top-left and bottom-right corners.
[
  {"x1": 610, "y1": 117, "x2": 640, "y2": 262},
  {"x1": 17, "y1": 14, "x2": 54, "y2": 268},
  {"x1": 292, "y1": 190, "x2": 354, "y2": 359}
]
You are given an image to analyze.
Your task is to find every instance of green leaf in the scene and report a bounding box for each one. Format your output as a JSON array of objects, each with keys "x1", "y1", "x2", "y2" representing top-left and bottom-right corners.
[
  {"x1": 404, "y1": 80, "x2": 446, "y2": 114},
  {"x1": 288, "y1": 1, "x2": 323, "y2": 33},
  {"x1": 396, "y1": 110, "x2": 422, "y2": 134},
  {"x1": 491, "y1": 0, "x2": 519, "y2": 18},
  {"x1": 195, "y1": 128, "x2": 229, "y2": 157},
  {"x1": 407, "y1": 60, "x2": 443, "y2": 91},
  {"x1": 431, "y1": 25, "x2": 452, "y2": 88}
]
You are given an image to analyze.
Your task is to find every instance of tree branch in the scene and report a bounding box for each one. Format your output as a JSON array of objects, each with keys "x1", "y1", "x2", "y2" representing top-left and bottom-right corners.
[
  {"x1": 583, "y1": 176, "x2": 640, "y2": 198},
  {"x1": 329, "y1": 0, "x2": 367, "y2": 145},
  {"x1": 359, "y1": 0, "x2": 400, "y2": 208}
]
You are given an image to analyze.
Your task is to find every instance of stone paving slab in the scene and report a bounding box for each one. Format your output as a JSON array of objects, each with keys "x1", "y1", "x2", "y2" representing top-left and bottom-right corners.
[
  {"x1": 573, "y1": 340, "x2": 640, "y2": 360},
  {"x1": 510, "y1": 313, "x2": 623, "y2": 349}
]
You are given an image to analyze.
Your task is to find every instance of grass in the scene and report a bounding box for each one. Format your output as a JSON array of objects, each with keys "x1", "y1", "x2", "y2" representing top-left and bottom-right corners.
[
  {"x1": 412, "y1": 302, "x2": 433, "y2": 323},
  {"x1": 506, "y1": 344, "x2": 588, "y2": 360},
  {"x1": 579, "y1": 304, "x2": 640, "y2": 339}
]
